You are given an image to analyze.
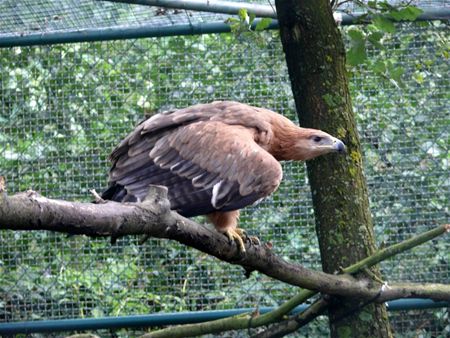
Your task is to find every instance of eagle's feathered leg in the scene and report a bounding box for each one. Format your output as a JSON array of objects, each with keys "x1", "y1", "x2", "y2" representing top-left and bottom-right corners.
[{"x1": 207, "y1": 210, "x2": 259, "y2": 253}]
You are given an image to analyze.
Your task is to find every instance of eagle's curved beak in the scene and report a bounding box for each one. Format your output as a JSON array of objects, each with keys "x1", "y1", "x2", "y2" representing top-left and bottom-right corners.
[{"x1": 333, "y1": 138, "x2": 347, "y2": 154}]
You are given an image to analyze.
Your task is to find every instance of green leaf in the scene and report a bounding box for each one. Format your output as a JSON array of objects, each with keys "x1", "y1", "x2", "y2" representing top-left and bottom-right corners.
[
  {"x1": 413, "y1": 72, "x2": 425, "y2": 84},
  {"x1": 390, "y1": 66, "x2": 404, "y2": 81},
  {"x1": 347, "y1": 44, "x2": 367, "y2": 66},
  {"x1": 377, "y1": 2, "x2": 394, "y2": 11},
  {"x1": 372, "y1": 60, "x2": 386, "y2": 73},
  {"x1": 367, "y1": 1, "x2": 377, "y2": 9},
  {"x1": 389, "y1": 7, "x2": 423, "y2": 21},
  {"x1": 348, "y1": 28, "x2": 364, "y2": 41},
  {"x1": 388, "y1": 65, "x2": 405, "y2": 88},
  {"x1": 347, "y1": 29, "x2": 367, "y2": 66},
  {"x1": 238, "y1": 8, "x2": 249, "y2": 23},
  {"x1": 249, "y1": 12, "x2": 256, "y2": 26},
  {"x1": 255, "y1": 18, "x2": 272, "y2": 31},
  {"x1": 368, "y1": 31, "x2": 384, "y2": 48},
  {"x1": 372, "y1": 15, "x2": 395, "y2": 33}
]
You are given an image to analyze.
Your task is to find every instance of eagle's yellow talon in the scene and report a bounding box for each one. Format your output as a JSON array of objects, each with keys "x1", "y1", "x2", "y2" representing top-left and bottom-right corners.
[
  {"x1": 223, "y1": 228, "x2": 262, "y2": 253},
  {"x1": 236, "y1": 228, "x2": 261, "y2": 246},
  {"x1": 225, "y1": 229, "x2": 246, "y2": 253}
]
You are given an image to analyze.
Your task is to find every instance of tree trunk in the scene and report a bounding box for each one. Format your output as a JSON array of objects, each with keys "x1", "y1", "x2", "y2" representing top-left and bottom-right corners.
[{"x1": 274, "y1": 1, "x2": 393, "y2": 337}]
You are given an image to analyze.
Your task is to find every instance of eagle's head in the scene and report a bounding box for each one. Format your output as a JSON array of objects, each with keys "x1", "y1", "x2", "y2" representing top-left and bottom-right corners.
[{"x1": 289, "y1": 128, "x2": 346, "y2": 161}]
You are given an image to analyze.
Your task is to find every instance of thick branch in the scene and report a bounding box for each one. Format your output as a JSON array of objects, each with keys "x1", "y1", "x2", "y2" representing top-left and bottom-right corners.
[
  {"x1": 1, "y1": 190, "x2": 448, "y2": 338},
  {"x1": 255, "y1": 224, "x2": 450, "y2": 337},
  {"x1": 255, "y1": 282, "x2": 450, "y2": 338},
  {"x1": 1, "y1": 190, "x2": 449, "y2": 338},
  {"x1": 0, "y1": 189, "x2": 372, "y2": 297},
  {"x1": 2, "y1": 190, "x2": 448, "y2": 305},
  {"x1": 144, "y1": 225, "x2": 450, "y2": 338},
  {"x1": 0, "y1": 187, "x2": 173, "y2": 237}
]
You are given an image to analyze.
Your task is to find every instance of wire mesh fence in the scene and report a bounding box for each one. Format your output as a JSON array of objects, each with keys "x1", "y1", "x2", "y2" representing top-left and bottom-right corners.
[
  {"x1": 0, "y1": 9, "x2": 448, "y2": 338},
  {"x1": 0, "y1": 0, "x2": 448, "y2": 43},
  {"x1": 0, "y1": 0, "x2": 263, "y2": 38}
]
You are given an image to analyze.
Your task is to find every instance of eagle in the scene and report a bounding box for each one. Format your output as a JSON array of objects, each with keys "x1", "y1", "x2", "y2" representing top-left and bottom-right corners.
[{"x1": 102, "y1": 101, "x2": 346, "y2": 252}]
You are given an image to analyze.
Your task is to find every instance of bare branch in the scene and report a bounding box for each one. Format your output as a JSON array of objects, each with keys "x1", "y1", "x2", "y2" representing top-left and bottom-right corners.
[
  {"x1": 255, "y1": 281, "x2": 450, "y2": 338},
  {"x1": 255, "y1": 280, "x2": 450, "y2": 338},
  {"x1": 2, "y1": 189, "x2": 449, "y2": 301},
  {"x1": 252, "y1": 298, "x2": 329, "y2": 338},
  {"x1": 143, "y1": 223, "x2": 450, "y2": 338},
  {"x1": 0, "y1": 189, "x2": 370, "y2": 296},
  {"x1": 1, "y1": 190, "x2": 448, "y2": 338},
  {"x1": 144, "y1": 282, "x2": 450, "y2": 338}
]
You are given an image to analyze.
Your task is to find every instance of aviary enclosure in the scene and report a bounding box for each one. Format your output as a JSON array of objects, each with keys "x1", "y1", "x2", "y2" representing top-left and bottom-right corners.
[{"x1": 0, "y1": 0, "x2": 448, "y2": 337}]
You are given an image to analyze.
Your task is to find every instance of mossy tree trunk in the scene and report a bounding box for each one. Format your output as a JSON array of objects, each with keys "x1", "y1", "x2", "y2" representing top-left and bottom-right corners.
[{"x1": 274, "y1": 0, "x2": 393, "y2": 337}]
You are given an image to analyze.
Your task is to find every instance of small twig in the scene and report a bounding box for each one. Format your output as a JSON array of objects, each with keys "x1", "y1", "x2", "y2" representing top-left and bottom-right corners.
[
  {"x1": 90, "y1": 189, "x2": 106, "y2": 204},
  {"x1": 363, "y1": 267, "x2": 385, "y2": 284},
  {"x1": 0, "y1": 176, "x2": 6, "y2": 193}
]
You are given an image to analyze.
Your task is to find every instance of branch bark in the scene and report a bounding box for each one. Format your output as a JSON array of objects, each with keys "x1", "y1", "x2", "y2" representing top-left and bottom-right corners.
[
  {"x1": 145, "y1": 224, "x2": 450, "y2": 338},
  {"x1": 1, "y1": 189, "x2": 449, "y2": 338},
  {"x1": 1, "y1": 189, "x2": 449, "y2": 302},
  {"x1": 0, "y1": 188, "x2": 369, "y2": 296}
]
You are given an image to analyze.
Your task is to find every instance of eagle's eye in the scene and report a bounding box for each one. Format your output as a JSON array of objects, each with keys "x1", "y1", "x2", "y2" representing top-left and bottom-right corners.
[{"x1": 312, "y1": 136, "x2": 322, "y2": 143}]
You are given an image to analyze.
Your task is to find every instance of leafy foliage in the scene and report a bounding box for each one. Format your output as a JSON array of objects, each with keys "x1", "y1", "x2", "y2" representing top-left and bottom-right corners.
[
  {"x1": 343, "y1": 1, "x2": 424, "y2": 87},
  {"x1": 225, "y1": 8, "x2": 274, "y2": 46}
]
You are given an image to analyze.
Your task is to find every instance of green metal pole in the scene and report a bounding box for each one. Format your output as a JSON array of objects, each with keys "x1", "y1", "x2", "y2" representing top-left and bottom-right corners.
[
  {"x1": 1, "y1": 8, "x2": 449, "y2": 48},
  {"x1": 0, "y1": 299, "x2": 447, "y2": 334},
  {"x1": 0, "y1": 19, "x2": 277, "y2": 48}
]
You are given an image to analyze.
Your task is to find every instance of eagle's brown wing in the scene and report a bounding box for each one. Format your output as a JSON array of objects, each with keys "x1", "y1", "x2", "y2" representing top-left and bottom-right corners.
[{"x1": 103, "y1": 117, "x2": 282, "y2": 217}]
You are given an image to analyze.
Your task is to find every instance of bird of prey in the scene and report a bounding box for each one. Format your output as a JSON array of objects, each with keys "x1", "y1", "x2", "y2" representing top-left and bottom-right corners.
[{"x1": 102, "y1": 101, "x2": 346, "y2": 252}]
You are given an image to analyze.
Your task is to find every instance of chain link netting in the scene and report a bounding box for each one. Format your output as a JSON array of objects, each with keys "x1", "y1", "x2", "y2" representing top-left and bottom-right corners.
[
  {"x1": 0, "y1": 0, "x2": 448, "y2": 40},
  {"x1": 0, "y1": 5, "x2": 448, "y2": 338},
  {"x1": 0, "y1": 0, "x2": 266, "y2": 38}
]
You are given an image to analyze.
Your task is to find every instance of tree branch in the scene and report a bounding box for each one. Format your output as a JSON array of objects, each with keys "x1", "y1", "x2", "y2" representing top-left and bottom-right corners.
[
  {"x1": 253, "y1": 223, "x2": 450, "y2": 337},
  {"x1": 143, "y1": 224, "x2": 450, "y2": 338},
  {"x1": 255, "y1": 281, "x2": 450, "y2": 338},
  {"x1": 0, "y1": 188, "x2": 370, "y2": 296},
  {"x1": 1, "y1": 189, "x2": 448, "y2": 293},
  {"x1": 1, "y1": 189, "x2": 448, "y2": 338},
  {"x1": 254, "y1": 283, "x2": 450, "y2": 338},
  {"x1": 144, "y1": 285, "x2": 450, "y2": 338},
  {"x1": 251, "y1": 298, "x2": 329, "y2": 338}
]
